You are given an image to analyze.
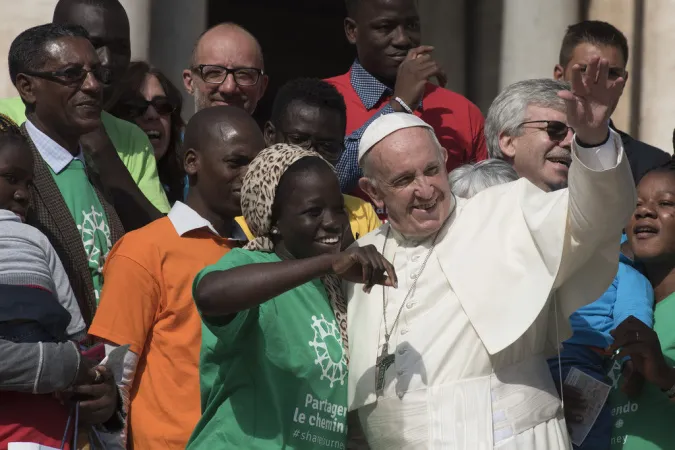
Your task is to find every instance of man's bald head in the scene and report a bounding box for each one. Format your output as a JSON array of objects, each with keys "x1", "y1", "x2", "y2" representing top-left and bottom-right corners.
[
  {"x1": 183, "y1": 105, "x2": 262, "y2": 154},
  {"x1": 191, "y1": 23, "x2": 263, "y2": 68},
  {"x1": 183, "y1": 105, "x2": 266, "y2": 219},
  {"x1": 183, "y1": 23, "x2": 268, "y2": 114},
  {"x1": 53, "y1": 0, "x2": 130, "y2": 101}
]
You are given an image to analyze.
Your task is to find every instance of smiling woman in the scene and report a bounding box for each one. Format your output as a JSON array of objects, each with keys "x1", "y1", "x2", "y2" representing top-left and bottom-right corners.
[
  {"x1": 186, "y1": 144, "x2": 396, "y2": 450},
  {"x1": 107, "y1": 62, "x2": 185, "y2": 204}
]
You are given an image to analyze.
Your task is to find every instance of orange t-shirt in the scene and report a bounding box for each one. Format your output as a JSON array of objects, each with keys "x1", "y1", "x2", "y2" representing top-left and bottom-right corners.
[{"x1": 89, "y1": 214, "x2": 234, "y2": 449}]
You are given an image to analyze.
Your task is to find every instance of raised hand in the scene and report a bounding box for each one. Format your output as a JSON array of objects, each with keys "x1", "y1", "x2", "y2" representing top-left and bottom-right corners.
[
  {"x1": 332, "y1": 245, "x2": 398, "y2": 293},
  {"x1": 557, "y1": 56, "x2": 626, "y2": 145},
  {"x1": 392, "y1": 46, "x2": 447, "y2": 111}
]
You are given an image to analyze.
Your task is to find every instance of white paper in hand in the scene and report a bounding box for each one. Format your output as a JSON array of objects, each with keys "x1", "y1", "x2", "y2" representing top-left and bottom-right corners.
[
  {"x1": 564, "y1": 366, "x2": 611, "y2": 446},
  {"x1": 100, "y1": 344, "x2": 130, "y2": 384}
]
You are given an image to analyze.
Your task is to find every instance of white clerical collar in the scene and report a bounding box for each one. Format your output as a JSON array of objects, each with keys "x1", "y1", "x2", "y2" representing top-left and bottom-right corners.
[{"x1": 25, "y1": 120, "x2": 85, "y2": 174}]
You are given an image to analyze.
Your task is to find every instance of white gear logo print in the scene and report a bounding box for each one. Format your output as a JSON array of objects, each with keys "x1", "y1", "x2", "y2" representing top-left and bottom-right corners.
[
  {"x1": 78, "y1": 205, "x2": 112, "y2": 273},
  {"x1": 309, "y1": 314, "x2": 347, "y2": 388}
]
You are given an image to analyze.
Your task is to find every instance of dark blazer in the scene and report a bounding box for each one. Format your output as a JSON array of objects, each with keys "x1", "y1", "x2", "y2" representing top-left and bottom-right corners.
[
  {"x1": 21, "y1": 125, "x2": 124, "y2": 326},
  {"x1": 611, "y1": 122, "x2": 671, "y2": 185}
]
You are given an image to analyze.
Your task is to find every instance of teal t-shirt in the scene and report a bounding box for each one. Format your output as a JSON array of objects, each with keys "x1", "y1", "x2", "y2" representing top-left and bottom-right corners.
[
  {"x1": 609, "y1": 292, "x2": 675, "y2": 449},
  {"x1": 188, "y1": 248, "x2": 348, "y2": 450},
  {"x1": 49, "y1": 159, "x2": 112, "y2": 302}
]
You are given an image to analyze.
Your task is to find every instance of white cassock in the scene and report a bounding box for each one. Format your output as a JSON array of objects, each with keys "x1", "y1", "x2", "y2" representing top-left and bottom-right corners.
[{"x1": 344, "y1": 129, "x2": 636, "y2": 449}]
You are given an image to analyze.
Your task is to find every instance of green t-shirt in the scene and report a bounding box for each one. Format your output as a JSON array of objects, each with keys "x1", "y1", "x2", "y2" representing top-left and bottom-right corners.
[
  {"x1": 188, "y1": 248, "x2": 348, "y2": 450},
  {"x1": 49, "y1": 159, "x2": 112, "y2": 302},
  {"x1": 609, "y1": 292, "x2": 675, "y2": 449},
  {"x1": 0, "y1": 96, "x2": 170, "y2": 213}
]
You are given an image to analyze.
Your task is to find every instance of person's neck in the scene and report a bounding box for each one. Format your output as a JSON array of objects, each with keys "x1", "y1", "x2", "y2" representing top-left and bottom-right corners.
[
  {"x1": 27, "y1": 113, "x2": 80, "y2": 156},
  {"x1": 185, "y1": 193, "x2": 234, "y2": 238},
  {"x1": 644, "y1": 261, "x2": 675, "y2": 304}
]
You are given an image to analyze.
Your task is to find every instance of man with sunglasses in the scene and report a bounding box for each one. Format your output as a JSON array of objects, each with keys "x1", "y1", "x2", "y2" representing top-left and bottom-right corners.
[
  {"x1": 0, "y1": 0, "x2": 171, "y2": 230},
  {"x1": 257, "y1": 77, "x2": 380, "y2": 247},
  {"x1": 486, "y1": 78, "x2": 575, "y2": 192},
  {"x1": 554, "y1": 20, "x2": 670, "y2": 186},
  {"x1": 7, "y1": 22, "x2": 123, "y2": 438},
  {"x1": 183, "y1": 22, "x2": 268, "y2": 115}
]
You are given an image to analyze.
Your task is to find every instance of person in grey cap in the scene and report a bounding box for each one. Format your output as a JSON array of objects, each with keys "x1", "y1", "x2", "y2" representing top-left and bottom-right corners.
[{"x1": 343, "y1": 57, "x2": 635, "y2": 449}]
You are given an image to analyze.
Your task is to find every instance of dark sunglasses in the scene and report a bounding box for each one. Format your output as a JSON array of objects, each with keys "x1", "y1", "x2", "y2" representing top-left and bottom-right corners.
[
  {"x1": 120, "y1": 97, "x2": 176, "y2": 118},
  {"x1": 518, "y1": 120, "x2": 573, "y2": 141},
  {"x1": 22, "y1": 65, "x2": 112, "y2": 87}
]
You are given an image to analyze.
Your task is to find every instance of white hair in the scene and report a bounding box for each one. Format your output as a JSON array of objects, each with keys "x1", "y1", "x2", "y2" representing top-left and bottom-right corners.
[
  {"x1": 485, "y1": 78, "x2": 570, "y2": 160},
  {"x1": 448, "y1": 159, "x2": 519, "y2": 198}
]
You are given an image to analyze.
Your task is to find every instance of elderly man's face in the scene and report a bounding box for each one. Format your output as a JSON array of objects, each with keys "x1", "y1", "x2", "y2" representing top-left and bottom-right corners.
[
  {"x1": 18, "y1": 37, "x2": 103, "y2": 137},
  {"x1": 500, "y1": 105, "x2": 573, "y2": 192},
  {"x1": 360, "y1": 127, "x2": 451, "y2": 238},
  {"x1": 183, "y1": 26, "x2": 268, "y2": 114}
]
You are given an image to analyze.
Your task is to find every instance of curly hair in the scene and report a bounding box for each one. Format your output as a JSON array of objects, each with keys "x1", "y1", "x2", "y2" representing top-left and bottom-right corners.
[{"x1": 0, "y1": 114, "x2": 27, "y2": 149}]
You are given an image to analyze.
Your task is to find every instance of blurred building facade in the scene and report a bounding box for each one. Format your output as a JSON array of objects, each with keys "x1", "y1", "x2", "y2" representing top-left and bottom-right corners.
[{"x1": 0, "y1": 0, "x2": 672, "y2": 153}]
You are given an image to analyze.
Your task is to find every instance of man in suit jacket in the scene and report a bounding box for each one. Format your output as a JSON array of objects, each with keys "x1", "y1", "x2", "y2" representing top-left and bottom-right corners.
[
  {"x1": 9, "y1": 23, "x2": 124, "y2": 327},
  {"x1": 344, "y1": 58, "x2": 635, "y2": 448}
]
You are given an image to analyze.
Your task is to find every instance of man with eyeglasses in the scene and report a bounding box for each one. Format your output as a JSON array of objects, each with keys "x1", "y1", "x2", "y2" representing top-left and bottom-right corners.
[
  {"x1": 250, "y1": 77, "x2": 380, "y2": 247},
  {"x1": 485, "y1": 78, "x2": 576, "y2": 192},
  {"x1": 0, "y1": 0, "x2": 171, "y2": 231},
  {"x1": 183, "y1": 22, "x2": 268, "y2": 114},
  {"x1": 554, "y1": 20, "x2": 670, "y2": 186},
  {"x1": 7, "y1": 22, "x2": 124, "y2": 440}
]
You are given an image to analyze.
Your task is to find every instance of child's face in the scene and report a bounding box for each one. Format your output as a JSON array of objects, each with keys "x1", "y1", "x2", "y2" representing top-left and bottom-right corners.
[
  {"x1": 0, "y1": 139, "x2": 33, "y2": 222},
  {"x1": 628, "y1": 170, "x2": 675, "y2": 263}
]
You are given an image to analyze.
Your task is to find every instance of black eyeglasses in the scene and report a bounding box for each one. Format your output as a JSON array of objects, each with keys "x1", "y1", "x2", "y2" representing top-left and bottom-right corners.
[
  {"x1": 192, "y1": 65, "x2": 264, "y2": 86},
  {"x1": 519, "y1": 120, "x2": 573, "y2": 141},
  {"x1": 119, "y1": 96, "x2": 176, "y2": 118},
  {"x1": 283, "y1": 132, "x2": 344, "y2": 161},
  {"x1": 22, "y1": 65, "x2": 112, "y2": 87}
]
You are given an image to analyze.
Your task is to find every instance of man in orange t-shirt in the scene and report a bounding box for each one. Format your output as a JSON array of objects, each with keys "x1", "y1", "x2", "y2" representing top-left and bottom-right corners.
[{"x1": 89, "y1": 106, "x2": 265, "y2": 449}]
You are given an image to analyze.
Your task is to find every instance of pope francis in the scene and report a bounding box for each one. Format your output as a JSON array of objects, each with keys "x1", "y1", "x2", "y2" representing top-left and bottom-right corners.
[{"x1": 344, "y1": 58, "x2": 636, "y2": 449}]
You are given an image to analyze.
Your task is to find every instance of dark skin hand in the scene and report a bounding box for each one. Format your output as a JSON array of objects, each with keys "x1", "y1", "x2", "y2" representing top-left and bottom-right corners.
[
  {"x1": 196, "y1": 245, "x2": 397, "y2": 319},
  {"x1": 609, "y1": 316, "x2": 675, "y2": 393},
  {"x1": 81, "y1": 125, "x2": 163, "y2": 230},
  {"x1": 620, "y1": 360, "x2": 645, "y2": 398},
  {"x1": 59, "y1": 365, "x2": 118, "y2": 425},
  {"x1": 390, "y1": 46, "x2": 447, "y2": 112}
]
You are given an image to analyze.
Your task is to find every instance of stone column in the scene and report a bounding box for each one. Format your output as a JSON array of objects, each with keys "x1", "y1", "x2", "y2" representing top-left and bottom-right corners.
[
  {"x1": 499, "y1": 0, "x2": 580, "y2": 89},
  {"x1": 418, "y1": 0, "x2": 466, "y2": 94},
  {"x1": 0, "y1": 0, "x2": 55, "y2": 98},
  {"x1": 148, "y1": 0, "x2": 207, "y2": 120},
  {"x1": 119, "y1": 0, "x2": 152, "y2": 62},
  {"x1": 638, "y1": 1, "x2": 675, "y2": 153}
]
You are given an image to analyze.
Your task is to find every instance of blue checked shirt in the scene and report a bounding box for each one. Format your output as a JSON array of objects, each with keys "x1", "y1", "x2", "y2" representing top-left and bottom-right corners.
[{"x1": 337, "y1": 61, "x2": 422, "y2": 193}]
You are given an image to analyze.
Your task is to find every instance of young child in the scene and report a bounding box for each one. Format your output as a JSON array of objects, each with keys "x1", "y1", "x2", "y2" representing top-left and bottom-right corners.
[
  {"x1": 0, "y1": 113, "x2": 88, "y2": 449},
  {"x1": 0, "y1": 113, "x2": 86, "y2": 342}
]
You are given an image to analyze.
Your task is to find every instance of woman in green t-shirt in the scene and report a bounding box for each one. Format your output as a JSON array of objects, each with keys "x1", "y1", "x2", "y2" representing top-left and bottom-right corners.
[
  {"x1": 187, "y1": 144, "x2": 396, "y2": 450},
  {"x1": 608, "y1": 165, "x2": 675, "y2": 449}
]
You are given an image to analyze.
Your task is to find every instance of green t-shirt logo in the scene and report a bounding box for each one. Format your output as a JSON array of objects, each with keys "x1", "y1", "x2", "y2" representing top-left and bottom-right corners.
[
  {"x1": 78, "y1": 204, "x2": 112, "y2": 274},
  {"x1": 309, "y1": 314, "x2": 347, "y2": 389}
]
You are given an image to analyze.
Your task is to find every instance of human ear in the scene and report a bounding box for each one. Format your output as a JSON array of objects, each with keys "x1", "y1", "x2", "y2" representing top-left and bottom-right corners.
[
  {"x1": 359, "y1": 177, "x2": 385, "y2": 211},
  {"x1": 345, "y1": 17, "x2": 358, "y2": 45}
]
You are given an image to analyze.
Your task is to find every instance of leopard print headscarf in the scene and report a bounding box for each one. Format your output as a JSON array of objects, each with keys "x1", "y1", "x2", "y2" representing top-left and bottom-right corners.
[{"x1": 241, "y1": 144, "x2": 349, "y2": 353}]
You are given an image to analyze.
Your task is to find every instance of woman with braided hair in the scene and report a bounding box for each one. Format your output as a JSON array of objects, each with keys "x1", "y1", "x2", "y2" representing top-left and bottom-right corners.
[{"x1": 187, "y1": 144, "x2": 396, "y2": 449}]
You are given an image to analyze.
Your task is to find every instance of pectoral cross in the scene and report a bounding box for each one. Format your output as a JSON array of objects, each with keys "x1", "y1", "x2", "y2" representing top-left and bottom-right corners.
[{"x1": 375, "y1": 340, "x2": 395, "y2": 393}]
